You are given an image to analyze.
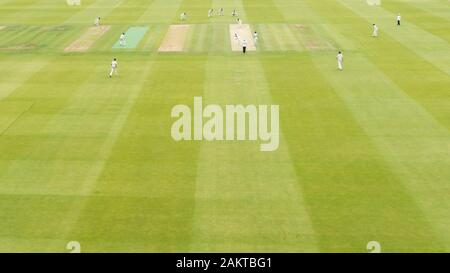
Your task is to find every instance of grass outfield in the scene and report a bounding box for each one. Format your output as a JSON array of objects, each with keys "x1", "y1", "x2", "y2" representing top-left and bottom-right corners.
[{"x1": 0, "y1": 0, "x2": 449, "y2": 252}]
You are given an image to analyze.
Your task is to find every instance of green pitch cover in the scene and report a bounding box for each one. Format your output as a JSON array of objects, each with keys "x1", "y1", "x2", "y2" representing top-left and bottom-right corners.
[{"x1": 113, "y1": 26, "x2": 149, "y2": 49}]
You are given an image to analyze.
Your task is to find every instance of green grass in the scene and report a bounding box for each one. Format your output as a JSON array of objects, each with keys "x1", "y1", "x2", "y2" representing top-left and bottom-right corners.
[{"x1": 0, "y1": 0, "x2": 449, "y2": 252}]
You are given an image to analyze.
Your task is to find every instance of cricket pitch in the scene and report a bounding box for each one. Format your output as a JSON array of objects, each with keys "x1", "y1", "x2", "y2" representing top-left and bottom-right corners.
[
  {"x1": 229, "y1": 24, "x2": 256, "y2": 52},
  {"x1": 64, "y1": 25, "x2": 110, "y2": 52},
  {"x1": 158, "y1": 25, "x2": 189, "y2": 52}
]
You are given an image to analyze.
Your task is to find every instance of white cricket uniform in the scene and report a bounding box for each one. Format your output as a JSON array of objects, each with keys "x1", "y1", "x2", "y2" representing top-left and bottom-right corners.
[
  {"x1": 234, "y1": 33, "x2": 240, "y2": 43},
  {"x1": 95, "y1": 18, "x2": 100, "y2": 27},
  {"x1": 253, "y1": 33, "x2": 258, "y2": 43},
  {"x1": 397, "y1": 15, "x2": 401, "y2": 25},
  {"x1": 337, "y1": 53, "x2": 343, "y2": 70},
  {"x1": 110, "y1": 60, "x2": 118, "y2": 77},
  {"x1": 372, "y1": 25, "x2": 379, "y2": 37},
  {"x1": 119, "y1": 34, "x2": 126, "y2": 46}
]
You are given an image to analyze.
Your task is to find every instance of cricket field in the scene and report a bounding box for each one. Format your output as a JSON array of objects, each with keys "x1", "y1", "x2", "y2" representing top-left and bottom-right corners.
[{"x1": 0, "y1": 0, "x2": 449, "y2": 253}]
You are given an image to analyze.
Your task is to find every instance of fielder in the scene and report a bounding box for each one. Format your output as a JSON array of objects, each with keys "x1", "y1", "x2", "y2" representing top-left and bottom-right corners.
[
  {"x1": 119, "y1": 32, "x2": 126, "y2": 47},
  {"x1": 94, "y1": 17, "x2": 100, "y2": 27},
  {"x1": 180, "y1": 12, "x2": 187, "y2": 21},
  {"x1": 253, "y1": 31, "x2": 258, "y2": 45},
  {"x1": 219, "y1": 8, "x2": 224, "y2": 16},
  {"x1": 109, "y1": 58, "x2": 118, "y2": 78},
  {"x1": 336, "y1": 51, "x2": 344, "y2": 71},
  {"x1": 232, "y1": 9, "x2": 238, "y2": 17},
  {"x1": 372, "y1": 24, "x2": 379, "y2": 37},
  {"x1": 237, "y1": 18, "x2": 242, "y2": 25},
  {"x1": 397, "y1": 13, "x2": 401, "y2": 26},
  {"x1": 208, "y1": 9, "x2": 213, "y2": 18}
]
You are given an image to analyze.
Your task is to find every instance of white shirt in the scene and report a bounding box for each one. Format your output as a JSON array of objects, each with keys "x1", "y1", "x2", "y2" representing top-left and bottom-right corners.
[
  {"x1": 242, "y1": 40, "x2": 247, "y2": 47},
  {"x1": 374, "y1": 25, "x2": 378, "y2": 31},
  {"x1": 111, "y1": 60, "x2": 118, "y2": 68},
  {"x1": 120, "y1": 34, "x2": 125, "y2": 40},
  {"x1": 337, "y1": 53, "x2": 343, "y2": 62},
  {"x1": 397, "y1": 15, "x2": 401, "y2": 21}
]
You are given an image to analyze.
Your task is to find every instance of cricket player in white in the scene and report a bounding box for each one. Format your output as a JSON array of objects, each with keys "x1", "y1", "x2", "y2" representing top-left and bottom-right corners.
[
  {"x1": 219, "y1": 8, "x2": 224, "y2": 16},
  {"x1": 109, "y1": 58, "x2": 118, "y2": 78},
  {"x1": 94, "y1": 17, "x2": 100, "y2": 27},
  {"x1": 180, "y1": 12, "x2": 187, "y2": 21},
  {"x1": 234, "y1": 32, "x2": 240, "y2": 44},
  {"x1": 208, "y1": 9, "x2": 213, "y2": 18},
  {"x1": 232, "y1": 9, "x2": 238, "y2": 17},
  {"x1": 397, "y1": 13, "x2": 401, "y2": 26},
  {"x1": 253, "y1": 31, "x2": 258, "y2": 45},
  {"x1": 372, "y1": 24, "x2": 379, "y2": 37},
  {"x1": 336, "y1": 51, "x2": 344, "y2": 71},
  {"x1": 242, "y1": 39, "x2": 247, "y2": 54},
  {"x1": 119, "y1": 32, "x2": 126, "y2": 47}
]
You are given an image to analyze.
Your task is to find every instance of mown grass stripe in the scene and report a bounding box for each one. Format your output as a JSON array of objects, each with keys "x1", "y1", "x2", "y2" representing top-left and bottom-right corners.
[
  {"x1": 311, "y1": 52, "x2": 450, "y2": 250},
  {"x1": 394, "y1": 0, "x2": 450, "y2": 22},
  {"x1": 282, "y1": 24, "x2": 304, "y2": 51},
  {"x1": 256, "y1": 24, "x2": 271, "y2": 51},
  {"x1": 68, "y1": 55, "x2": 207, "y2": 251},
  {"x1": 319, "y1": 23, "x2": 357, "y2": 51},
  {"x1": 106, "y1": 0, "x2": 156, "y2": 24},
  {"x1": 140, "y1": 0, "x2": 181, "y2": 23},
  {"x1": 271, "y1": 24, "x2": 288, "y2": 51},
  {"x1": 0, "y1": 0, "x2": 53, "y2": 22},
  {"x1": 0, "y1": 26, "x2": 38, "y2": 47},
  {"x1": 65, "y1": 0, "x2": 126, "y2": 25},
  {"x1": 209, "y1": 23, "x2": 228, "y2": 54},
  {"x1": 193, "y1": 24, "x2": 209, "y2": 52},
  {"x1": 303, "y1": 0, "x2": 450, "y2": 132},
  {"x1": 336, "y1": 0, "x2": 450, "y2": 75},
  {"x1": 0, "y1": 58, "x2": 49, "y2": 100},
  {"x1": 243, "y1": 0, "x2": 285, "y2": 23},
  {"x1": 260, "y1": 50, "x2": 447, "y2": 251},
  {"x1": 190, "y1": 55, "x2": 318, "y2": 252},
  {"x1": 141, "y1": 24, "x2": 166, "y2": 51},
  {"x1": 380, "y1": 0, "x2": 450, "y2": 43},
  {"x1": 266, "y1": 24, "x2": 282, "y2": 51}
]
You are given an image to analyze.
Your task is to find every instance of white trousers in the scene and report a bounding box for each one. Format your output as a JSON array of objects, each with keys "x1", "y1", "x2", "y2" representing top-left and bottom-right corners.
[{"x1": 109, "y1": 68, "x2": 118, "y2": 76}]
